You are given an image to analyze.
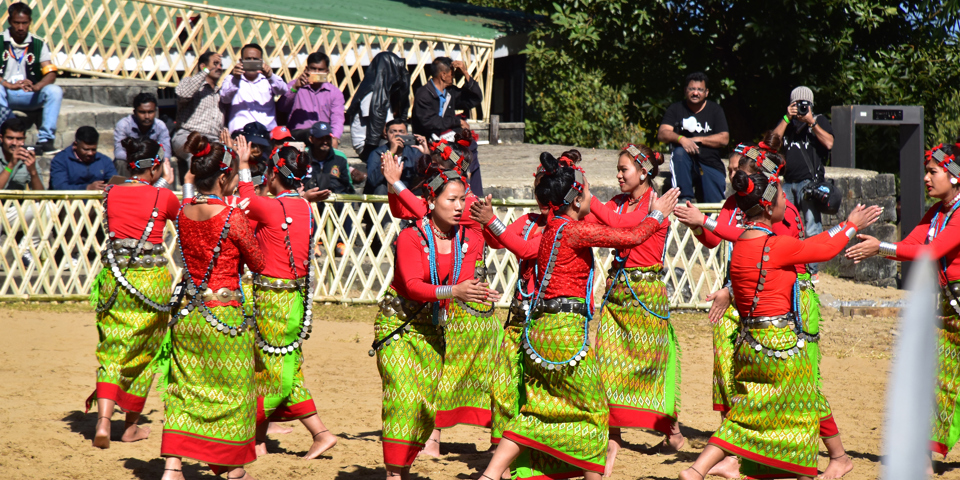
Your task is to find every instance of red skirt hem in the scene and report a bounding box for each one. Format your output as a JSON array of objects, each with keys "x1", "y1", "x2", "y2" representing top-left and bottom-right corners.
[
  {"x1": 435, "y1": 406, "x2": 492, "y2": 429},
  {"x1": 502, "y1": 431, "x2": 602, "y2": 474},
  {"x1": 819, "y1": 415, "x2": 840, "y2": 438},
  {"x1": 608, "y1": 405, "x2": 674, "y2": 435},
  {"x1": 85, "y1": 382, "x2": 147, "y2": 414},
  {"x1": 160, "y1": 429, "x2": 256, "y2": 467},
  {"x1": 383, "y1": 436, "x2": 424, "y2": 467},
  {"x1": 709, "y1": 437, "x2": 817, "y2": 477}
]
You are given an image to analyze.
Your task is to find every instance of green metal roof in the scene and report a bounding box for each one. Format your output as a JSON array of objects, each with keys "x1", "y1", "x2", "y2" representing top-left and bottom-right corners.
[{"x1": 200, "y1": 0, "x2": 529, "y2": 40}]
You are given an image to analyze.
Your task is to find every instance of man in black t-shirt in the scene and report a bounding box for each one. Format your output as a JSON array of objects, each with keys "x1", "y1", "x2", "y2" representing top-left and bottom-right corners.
[
  {"x1": 772, "y1": 86, "x2": 835, "y2": 277},
  {"x1": 657, "y1": 72, "x2": 730, "y2": 203}
]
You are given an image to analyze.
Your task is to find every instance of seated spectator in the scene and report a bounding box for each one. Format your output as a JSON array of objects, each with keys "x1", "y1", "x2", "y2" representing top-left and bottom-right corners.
[
  {"x1": 279, "y1": 52, "x2": 344, "y2": 147},
  {"x1": 173, "y1": 51, "x2": 224, "y2": 180},
  {"x1": 49, "y1": 126, "x2": 115, "y2": 190},
  {"x1": 346, "y1": 52, "x2": 409, "y2": 161},
  {"x1": 0, "y1": 117, "x2": 43, "y2": 266},
  {"x1": 0, "y1": 117, "x2": 41, "y2": 190},
  {"x1": 113, "y1": 92, "x2": 172, "y2": 177},
  {"x1": 0, "y1": 2, "x2": 61, "y2": 153},
  {"x1": 221, "y1": 43, "x2": 288, "y2": 133},
  {"x1": 364, "y1": 119, "x2": 425, "y2": 195},
  {"x1": 656, "y1": 71, "x2": 730, "y2": 203},
  {"x1": 411, "y1": 56, "x2": 482, "y2": 139}
]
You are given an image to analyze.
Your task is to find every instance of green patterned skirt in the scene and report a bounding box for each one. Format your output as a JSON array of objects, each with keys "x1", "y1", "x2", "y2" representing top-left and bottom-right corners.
[
  {"x1": 158, "y1": 304, "x2": 257, "y2": 470},
  {"x1": 712, "y1": 305, "x2": 739, "y2": 413},
  {"x1": 797, "y1": 274, "x2": 839, "y2": 438},
  {"x1": 375, "y1": 290, "x2": 444, "y2": 468},
  {"x1": 491, "y1": 301, "x2": 525, "y2": 444},
  {"x1": 597, "y1": 267, "x2": 679, "y2": 433},
  {"x1": 253, "y1": 275, "x2": 317, "y2": 423},
  {"x1": 87, "y1": 265, "x2": 172, "y2": 413},
  {"x1": 932, "y1": 293, "x2": 960, "y2": 457},
  {"x1": 503, "y1": 307, "x2": 608, "y2": 475},
  {"x1": 709, "y1": 323, "x2": 819, "y2": 478},
  {"x1": 435, "y1": 299, "x2": 498, "y2": 429}
]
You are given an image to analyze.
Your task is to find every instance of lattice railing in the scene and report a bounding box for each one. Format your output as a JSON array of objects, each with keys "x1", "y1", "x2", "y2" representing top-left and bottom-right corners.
[
  {"x1": 11, "y1": 0, "x2": 495, "y2": 121},
  {"x1": 0, "y1": 192, "x2": 727, "y2": 308}
]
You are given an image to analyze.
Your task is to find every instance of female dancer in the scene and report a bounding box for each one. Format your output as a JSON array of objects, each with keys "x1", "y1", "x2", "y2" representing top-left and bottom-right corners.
[
  {"x1": 382, "y1": 131, "x2": 497, "y2": 455},
  {"x1": 158, "y1": 133, "x2": 265, "y2": 480},
  {"x1": 470, "y1": 150, "x2": 586, "y2": 480},
  {"x1": 679, "y1": 166, "x2": 879, "y2": 480},
  {"x1": 87, "y1": 137, "x2": 178, "y2": 448},
  {"x1": 478, "y1": 152, "x2": 679, "y2": 480},
  {"x1": 372, "y1": 159, "x2": 499, "y2": 479},
  {"x1": 675, "y1": 136, "x2": 853, "y2": 478},
  {"x1": 846, "y1": 142, "x2": 960, "y2": 462},
  {"x1": 235, "y1": 137, "x2": 339, "y2": 459},
  {"x1": 584, "y1": 144, "x2": 682, "y2": 474}
]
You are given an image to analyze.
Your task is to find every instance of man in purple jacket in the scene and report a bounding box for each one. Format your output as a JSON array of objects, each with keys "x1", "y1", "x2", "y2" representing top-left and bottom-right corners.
[{"x1": 279, "y1": 52, "x2": 345, "y2": 148}]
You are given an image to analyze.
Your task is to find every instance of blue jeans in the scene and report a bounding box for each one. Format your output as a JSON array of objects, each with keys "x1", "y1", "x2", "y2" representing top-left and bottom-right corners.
[
  {"x1": 669, "y1": 146, "x2": 726, "y2": 203},
  {"x1": 782, "y1": 179, "x2": 824, "y2": 274},
  {"x1": 0, "y1": 84, "x2": 63, "y2": 142}
]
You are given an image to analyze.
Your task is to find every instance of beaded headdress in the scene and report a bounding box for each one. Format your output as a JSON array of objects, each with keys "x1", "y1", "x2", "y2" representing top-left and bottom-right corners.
[{"x1": 926, "y1": 144, "x2": 960, "y2": 178}]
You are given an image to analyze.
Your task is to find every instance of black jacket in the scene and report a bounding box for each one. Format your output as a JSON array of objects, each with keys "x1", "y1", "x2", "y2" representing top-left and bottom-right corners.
[
  {"x1": 345, "y1": 52, "x2": 411, "y2": 149},
  {"x1": 411, "y1": 78, "x2": 483, "y2": 138}
]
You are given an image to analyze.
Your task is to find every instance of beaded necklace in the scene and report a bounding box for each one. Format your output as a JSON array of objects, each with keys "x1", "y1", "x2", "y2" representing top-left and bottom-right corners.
[
  {"x1": 521, "y1": 217, "x2": 593, "y2": 370},
  {"x1": 170, "y1": 199, "x2": 244, "y2": 336},
  {"x1": 601, "y1": 191, "x2": 669, "y2": 320},
  {"x1": 928, "y1": 194, "x2": 960, "y2": 315},
  {"x1": 252, "y1": 197, "x2": 316, "y2": 355},
  {"x1": 97, "y1": 185, "x2": 167, "y2": 313},
  {"x1": 125, "y1": 177, "x2": 151, "y2": 186},
  {"x1": 423, "y1": 216, "x2": 463, "y2": 326}
]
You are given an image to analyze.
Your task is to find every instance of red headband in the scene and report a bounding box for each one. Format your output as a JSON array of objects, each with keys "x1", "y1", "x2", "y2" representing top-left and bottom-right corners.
[
  {"x1": 196, "y1": 143, "x2": 212, "y2": 158},
  {"x1": 737, "y1": 177, "x2": 755, "y2": 196}
]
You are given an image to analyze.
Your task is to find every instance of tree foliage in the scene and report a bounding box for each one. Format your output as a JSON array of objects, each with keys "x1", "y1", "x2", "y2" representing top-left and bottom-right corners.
[{"x1": 464, "y1": 0, "x2": 960, "y2": 162}]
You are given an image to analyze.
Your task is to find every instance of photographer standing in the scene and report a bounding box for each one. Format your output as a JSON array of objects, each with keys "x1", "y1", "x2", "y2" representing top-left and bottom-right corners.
[
  {"x1": 772, "y1": 86, "x2": 835, "y2": 279},
  {"x1": 221, "y1": 43, "x2": 289, "y2": 133}
]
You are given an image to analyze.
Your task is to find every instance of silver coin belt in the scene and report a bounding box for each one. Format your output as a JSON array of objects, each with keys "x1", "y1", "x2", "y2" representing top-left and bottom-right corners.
[
  {"x1": 941, "y1": 283, "x2": 960, "y2": 317},
  {"x1": 252, "y1": 210, "x2": 315, "y2": 356},
  {"x1": 739, "y1": 314, "x2": 819, "y2": 360},
  {"x1": 454, "y1": 298, "x2": 495, "y2": 318},
  {"x1": 368, "y1": 294, "x2": 431, "y2": 356},
  {"x1": 98, "y1": 186, "x2": 168, "y2": 313},
  {"x1": 522, "y1": 222, "x2": 591, "y2": 371},
  {"x1": 173, "y1": 208, "x2": 246, "y2": 337}
]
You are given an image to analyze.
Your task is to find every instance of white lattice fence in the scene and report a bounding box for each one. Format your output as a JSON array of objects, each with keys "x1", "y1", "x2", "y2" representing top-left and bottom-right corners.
[
  {"x1": 11, "y1": 0, "x2": 496, "y2": 121},
  {"x1": 0, "y1": 192, "x2": 726, "y2": 308}
]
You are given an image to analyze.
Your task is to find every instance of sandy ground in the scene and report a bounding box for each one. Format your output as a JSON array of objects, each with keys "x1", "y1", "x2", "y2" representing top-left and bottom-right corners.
[{"x1": 0, "y1": 274, "x2": 956, "y2": 480}]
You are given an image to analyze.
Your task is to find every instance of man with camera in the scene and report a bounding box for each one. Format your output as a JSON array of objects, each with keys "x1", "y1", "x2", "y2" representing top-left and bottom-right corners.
[
  {"x1": 280, "y1": 51, "x2": 344, "y2": 148},
  {"x1": 772, "y1": 86, "x2": 835, "y2": 279},
  {"x1": 363, "y1": 119, "x2": 426, "y2": 195},
  {"x1": 412, "y1": 57, "x2": 482, "y2": 139},
  {"x1": 172, "y1": 51, "x2": 224, "y2": 182},
  {"x1": 221, "y1": 43, "x2": 289, "y2": 134}
]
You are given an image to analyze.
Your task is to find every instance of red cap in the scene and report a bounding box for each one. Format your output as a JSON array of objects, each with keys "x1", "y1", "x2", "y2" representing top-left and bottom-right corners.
[{"x1": 271, "y1": 126, "x2": 293, "y2": 141}]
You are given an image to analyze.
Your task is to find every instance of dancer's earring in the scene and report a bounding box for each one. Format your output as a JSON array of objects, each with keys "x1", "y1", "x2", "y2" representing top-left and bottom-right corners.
[
  {"x1": 951, "y1": 177, "x2": 958, "y2": 185},
  {"x1": 428, "y1": 203, "x2": 435, "y2": 210}
]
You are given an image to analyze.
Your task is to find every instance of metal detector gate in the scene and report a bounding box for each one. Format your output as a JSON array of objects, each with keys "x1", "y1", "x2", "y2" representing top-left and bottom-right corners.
[{"x1": 831, "y1": 105, "x2": 923, "y2": 280}]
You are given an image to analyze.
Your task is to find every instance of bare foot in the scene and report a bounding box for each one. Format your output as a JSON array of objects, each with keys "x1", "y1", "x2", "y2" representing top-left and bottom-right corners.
[
  {"x1": 706, "y1": 455, "x2": 740, "y2": 478},
  {"x1": 93, "y1": 417, "x2": 111, "y2": 449},
  {"x1": 227, "y1": 469, "x2": 257, "y2": 480},
  {"x1": 678, "y1": 467, "x2": 704, "y2": 480},
  {"x1": 267, "y1": 422, "x2": 294, "y2": 435},
  {"x1": 255, "y1": 442, "x2": 268, "y2": 457},
  {"x1": 603, "y1": 435, "x2": 623, "y2": 477},
  {"x1": 120, "y1": 423, "x2": 151, "y2": 443},
  {"x1": 645, "y1": 434, "x2": 684, "y2": 455},
  {"x1": 419, "y1": 438, "x2": 441, "y2": 458},
  {"x1": 303, "y1": 430, "x2": 338, "y2": 460},
  {"x1": 821, "y1": 453, "x2": 854, "y2": 479},
  {"x1": 160, "y1": 468, "x2": 185, "y2": 480}
]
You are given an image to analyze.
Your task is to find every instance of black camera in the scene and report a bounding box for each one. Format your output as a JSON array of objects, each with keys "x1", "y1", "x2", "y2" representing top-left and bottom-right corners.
[{"x1": 796, "y1": 100, "x2": 812, "y2": 117}]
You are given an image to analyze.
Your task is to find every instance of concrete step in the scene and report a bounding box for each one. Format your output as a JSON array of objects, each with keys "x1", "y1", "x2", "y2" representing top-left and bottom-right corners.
[
  {"x1": 18, "y1": 99, "x2": 127, "y2": 152},
  {"x1": 57, "y1": 77, "x2": 159, "y2": 108}
]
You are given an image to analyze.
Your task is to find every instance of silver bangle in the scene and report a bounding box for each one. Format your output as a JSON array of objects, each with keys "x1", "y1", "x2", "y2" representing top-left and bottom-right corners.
[
  {"x1": 239, "y1": 169, "x2": 252, "y2": 183},
  {"x1": 435, "y1": 285, "x2": 453, "y2": 300},
  {"x1": 845, "y1": 227, "x2": 856, "y2": 239},
  {"x1": 182, "y1": 183, "x2": 196, "y2": 199},
  {"x1": 392, "y1": 180, "x2": 407, "y2": 193},
  {"x1": 488, "y1": 217, "x2": 507, "y2": 236},
  {"x1": 703, "y1": 216, "x2": 718, "y2": 232},
  {"x1": 726, "y1": 283, "x2": 734, "y2": 301},
  {"x1": 152, "y1": 177, "x2": 170, "y2": 189},
  {"x1": 645, "y1": 210, "x2": 666, "y2": 224},
  {"x1": 878, "y1": 241, "x2": 897, "y2": 258},
  {"x1": 826, "y1": 224, "x2": 844, "y2": 237}
]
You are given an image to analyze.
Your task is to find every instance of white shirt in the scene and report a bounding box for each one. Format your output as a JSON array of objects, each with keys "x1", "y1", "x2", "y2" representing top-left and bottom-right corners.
[{"x1": 219, "y1": 72, "x2": 289, "y2": 133}]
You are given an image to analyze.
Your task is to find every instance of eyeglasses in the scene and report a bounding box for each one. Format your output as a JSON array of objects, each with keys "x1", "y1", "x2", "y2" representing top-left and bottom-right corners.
[{"x1": 686, "y1": 87, "x2": 706, "y2": 93}]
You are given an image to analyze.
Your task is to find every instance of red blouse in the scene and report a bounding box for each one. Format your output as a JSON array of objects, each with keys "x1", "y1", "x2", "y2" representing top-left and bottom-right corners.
[
  {"x1": 483, "y1": 212, "x2": 545, "y2": 298},
  {"x1": 730, "y1": 223, "x2": 856, "y2": 316},
  {"x1": 391, "y1": 217, "x2": 486, "y2": 303},
  {"x1": 239, "y1": 182, "x2": 312, "y2": 279},
  {"x1": 888, "y1": 201, "x2": 960, "y2": 285},
  {"x1": 586, "y1": 190, "x2": 669, "y2": 268},
  {"x1": 537, "y1": 215, "x2": 663, "y2": 300},
  {"x1": 105, "y1": 184, "x2": 181, "y2": 244},
  {"x1": 178, "y1": 201, "x2": 265, "y2": 307},
  {"x1": 694, "y1": 197, "x2": 807, "y2": 274}
]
